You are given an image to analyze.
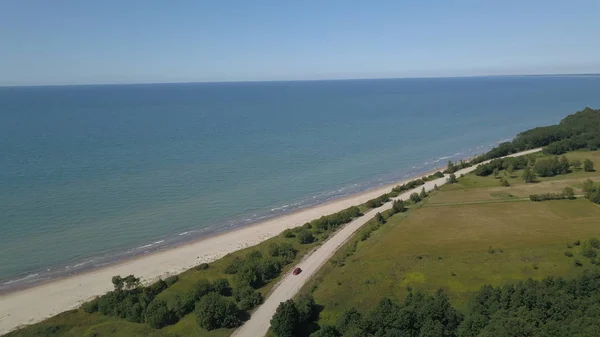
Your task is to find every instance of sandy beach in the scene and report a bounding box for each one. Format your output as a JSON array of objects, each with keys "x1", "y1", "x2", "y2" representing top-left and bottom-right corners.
[{"x1": 0, "y1": 167, "x2": 444, "y2": 334}]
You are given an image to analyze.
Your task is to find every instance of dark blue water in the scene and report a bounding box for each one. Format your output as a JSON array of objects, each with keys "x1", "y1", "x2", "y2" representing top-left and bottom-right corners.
[{"x1": 2, "y1": 76, "x2": 600, "y2": 289}]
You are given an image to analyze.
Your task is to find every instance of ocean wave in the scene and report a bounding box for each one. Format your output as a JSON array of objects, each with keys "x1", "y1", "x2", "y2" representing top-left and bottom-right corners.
[
  {"x1": 2, "y1": 273, "x2": 39, "y2": 285},
  {"x1": 270, "y1": 204, "x2": 290, "y2": 212}
]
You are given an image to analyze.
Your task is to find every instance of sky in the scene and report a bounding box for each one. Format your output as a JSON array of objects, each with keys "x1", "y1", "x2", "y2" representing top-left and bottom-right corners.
[{"x1": 1, "y1": 0, "x2": 599, "y2": 86}]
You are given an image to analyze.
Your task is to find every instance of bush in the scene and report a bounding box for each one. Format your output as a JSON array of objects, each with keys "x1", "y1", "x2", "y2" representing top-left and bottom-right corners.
[
  {"x1": 297, "y1": 229, "x2": 315, "y2": 244},
  {"x1": 192, "y1": 279, "x2": 215, "y2": 299},
  {"x1": 584, "y1": 159, "x2": 595, "y2": 172},
  {"x1": 590, "y1": 238, "x2": 600, "y2": 249},
  {"x1": 145, "y1": 299, "x2": 175, "y2": 329},
  {"x1": 195, "y1": 292, "x2": 241, "y2": 330},
  {"x1": 268, "y1": 242, "x2": 298, "y2": 262},
  {"x1": 196, "y1": 263, "x2": 209, "y2": 271},
  {"x1": 82, "y1": 298, "x2": 99, "y2": 313},
  {"x1": 564, "y1": 251, "x2": 573, "y2": 257},
  {"x1": 409, "y1": 192, "x2": 421, "y2": 203},
  {"x1": 582, "y1": 248, "x2": 597, "y2": 258},
  {"x1": 213, "y1": 278, "x2": 232, "y2": 296},
  {"x1": 282, "y1": 229, "x2": 295, "y2": 238},
  {"x1": 529, "y1": 192, "x2": 570, "y2": 201},
  {"x1": 391, "y1": 199, "x2": 406, "y2": 213},
  {"x1": 375, "y1": 212, "x2": 385, "y2": 224},
  {"x1": 234, "y1": 285, "x2": 263, "y2": 311},
  {"x1": 500, "y1": 178, "x2": 510, "y2": 187},
  {"x1": 164, "y1": 275, "x2": 179, "y2": 287},
  {"x1": 447, "y1": 174, "x2": 458, "y2": 184}
]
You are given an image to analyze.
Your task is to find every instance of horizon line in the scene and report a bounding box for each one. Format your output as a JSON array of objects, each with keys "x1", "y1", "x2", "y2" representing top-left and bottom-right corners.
[{"x1": 2, "y1": 72, "x2": 600, "y2": 88}]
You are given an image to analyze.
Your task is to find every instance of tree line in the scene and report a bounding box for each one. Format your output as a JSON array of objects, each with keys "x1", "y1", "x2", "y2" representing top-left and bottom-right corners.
[
  {"x1": 529, "y1": 187, "x2": 575, "y2": 201},
  {"x1": 286, "y1": 269, "x2": 600, "y2": 337},
  {"x1": 469, "y1": 107, "x2": 600, "y2": 164}
]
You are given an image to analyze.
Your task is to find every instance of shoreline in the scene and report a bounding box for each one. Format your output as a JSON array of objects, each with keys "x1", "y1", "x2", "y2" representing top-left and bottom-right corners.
[{"x1": 0, "y1": 165, "x2": 444, "y2": 334}]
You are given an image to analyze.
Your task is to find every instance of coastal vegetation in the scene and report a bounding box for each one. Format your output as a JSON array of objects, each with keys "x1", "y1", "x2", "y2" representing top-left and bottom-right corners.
[{"x1": 301, "y1": 147, "x2": 600, "y2": 337}]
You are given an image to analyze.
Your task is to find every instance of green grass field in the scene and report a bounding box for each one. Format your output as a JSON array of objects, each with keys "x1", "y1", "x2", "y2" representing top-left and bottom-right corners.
[{"x1": 308, "y1": 150, "x2": 600, "y2": 326}]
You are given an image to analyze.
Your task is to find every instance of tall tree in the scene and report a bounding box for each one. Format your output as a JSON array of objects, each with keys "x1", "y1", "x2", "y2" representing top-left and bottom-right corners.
[{"x1": 271, "y1": 300, "x2": 300, "y2": 337}]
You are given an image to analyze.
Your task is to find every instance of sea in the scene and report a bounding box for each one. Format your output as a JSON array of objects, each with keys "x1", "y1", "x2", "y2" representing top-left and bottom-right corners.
[{"x1": 2, "y1": 76, "x2": 600, "y2": 291}]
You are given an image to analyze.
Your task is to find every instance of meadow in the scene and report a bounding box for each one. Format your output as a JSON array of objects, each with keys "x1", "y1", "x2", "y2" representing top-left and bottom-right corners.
[{"x1": 307, "y1": 150, "x2": 600, "y2": 326}]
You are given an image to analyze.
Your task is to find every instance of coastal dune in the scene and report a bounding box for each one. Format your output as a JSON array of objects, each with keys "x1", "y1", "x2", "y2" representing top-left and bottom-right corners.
[{"x1": 0, "y1": 168, "x2": 442, "y2": 334}]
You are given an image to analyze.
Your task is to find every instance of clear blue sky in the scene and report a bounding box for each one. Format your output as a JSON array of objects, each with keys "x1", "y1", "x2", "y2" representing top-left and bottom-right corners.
[{"x1": 1, "y1": 0, "x2": 599, "y2": 85}]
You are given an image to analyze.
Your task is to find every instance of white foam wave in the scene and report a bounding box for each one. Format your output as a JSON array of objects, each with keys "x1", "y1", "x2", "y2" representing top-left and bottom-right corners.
[{"x1": 2, "y1": 273, "x2": 39, "y2": 285}]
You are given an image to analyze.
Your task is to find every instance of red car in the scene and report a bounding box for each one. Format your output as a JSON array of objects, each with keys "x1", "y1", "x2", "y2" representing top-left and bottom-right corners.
[{"x1": 292, "y1": 267, "x2": 302, "y2": 275}]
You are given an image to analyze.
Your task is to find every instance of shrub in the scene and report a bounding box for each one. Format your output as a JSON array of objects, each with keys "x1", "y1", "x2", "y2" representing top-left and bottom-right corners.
[
  {"x1": 213, "y1": 278, "x2": 232, "y2": 296},
  {"x1": 409, "y1": 192, "x2": 421, "y2": 203},
  {"x1": 82, "y1": 298, "x2": 99, "y2": 313},
  {"x1": 584, "y1": 159, "x2": 595, "y2": 172},
  {"x1": 297, "y1": 229, "x2": 315, "y2": 244},
  {"x1": 164, "y1": 275, "x2": 179, "y2": 287},
  {"x1": 590, "y1": 238, "x2": 600, "y2": 249},
  {"x1": 375, "y1": 212, "x2": 385, "y2": 224},
  {"x1": 196, "y1": 263, "x2": 209, "y2": 271},
  {"x1": 582, "y1": 249, "x2": 597, "y2": 259},
  {"x1": 145, "y1": 299, "x2": 175, "y2": 329},
  {"x1": 562, "y1": 186, "x2": 575, "y2": 199},
  {"x1": 195, "y1": 292, "x2": 241, "y2": 330},
  {"x1": 564, "y1": 251, "x2": 573, "y2": 257},
  {"x1": 233, "y1": 285, "x2": 263, "y2": 311},
  {"x1": 447, "y1": 174, "x2": 458, "y2": 184},
  {"x1": 282, "y1": 229, "x2": 295, "y2": 238},
  {"x1": 268, "y1": 242, "x2": 298, "y2": 262}
]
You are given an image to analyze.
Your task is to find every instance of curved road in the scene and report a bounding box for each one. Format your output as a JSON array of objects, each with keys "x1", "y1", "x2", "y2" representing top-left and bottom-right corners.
[{"x1": 232, "y1": 148, "x2": 541, "y2": 337}]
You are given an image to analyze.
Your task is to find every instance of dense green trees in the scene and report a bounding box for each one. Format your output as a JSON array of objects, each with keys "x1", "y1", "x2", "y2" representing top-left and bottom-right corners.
[
  {"x1": 309, "y1": 270, "x2": 600, "y2": 337},
  {"x1": 308, "y1": 289, "x2": 462, "y2": 337},
  {"x1": 194, "y1": 292, "x2": 240, "y2": 330},
  {"x1": 83, "y1": 274, "x2": 177, "y2": 325},
  {"x1": 529, "y1": 186, "x2": 576, "y2": 201},
  {"x1": 584, "y1": 179, "x2": 600, "y2": 204},
  {"x1": 534, "y1": 157, "x2": 570, "y2": 177},
  {"x1": 271, "y1": 300, "x2": 300, "y2": 337},
  {"x1": 470, "y1": 107, "x2": 600, "y2": 161}
]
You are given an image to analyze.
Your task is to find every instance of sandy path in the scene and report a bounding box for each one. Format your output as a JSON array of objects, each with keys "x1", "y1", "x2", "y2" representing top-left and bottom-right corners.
[
  {"x1": 232, "y1": 148, "x2": 541, "y2": 337},
  {"x1": 0, "y1": 168, "x2": 445, "y2": 334}
]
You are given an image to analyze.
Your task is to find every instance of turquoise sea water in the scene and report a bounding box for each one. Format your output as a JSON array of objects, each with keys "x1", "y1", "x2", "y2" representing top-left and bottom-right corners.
[{"x1": 2, "y1": 76, "x2": 600, "y2": 290}]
